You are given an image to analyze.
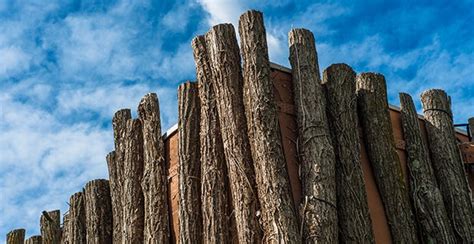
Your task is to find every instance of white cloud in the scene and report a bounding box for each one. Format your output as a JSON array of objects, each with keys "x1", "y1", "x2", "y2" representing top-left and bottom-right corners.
[
  {"x1": 197, "y1": 0, "x2": 244, "y2": 26},
  {"x1": 0, "y1": 46, "x2": 31, "y2": 77}
]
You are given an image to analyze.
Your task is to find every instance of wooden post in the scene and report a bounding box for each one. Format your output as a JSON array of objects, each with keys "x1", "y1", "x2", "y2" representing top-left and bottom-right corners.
[
  {"x1": 84, "y1": 179, "x2": 113, "y2": 244},
  {"x1": 469, "y1": 117, "x2": 474, "y2": 141},
  {"x1": 108, "y1": 109, "x2": 131, "y2": 244},
  {"x1": 239, "y1": 10, "x2": 299, "y2": 243},
  {"x1": 288, "y1": 28, "x2": 338, "y2": 243},
  {"x1": 192, "y1": 36, "x2": 231, "y2": 243},
  {"x1": 25, "y1": 235, "x2": 42, "y2": 244},
  {"x1": 421, "y1": 89, "x2": 474, "y2": 242},
  {"x1": 138, "y1": 93, "x2": 171, "y2": 243},
  {"x1": 122, "y1": 118, "x2": 145, "y2": 243},
  {"x1": 322, "y1": 64, "x2": 375, "y2": 243},
  {"x1": 356, "y1": 73, "x2": 418, "y2": 243},
  {"x1": 61, "y1": 213, "x2": 70, "y2": 244},
  {"x1": 6, "y1": 229, "x2": 25, "y2": 244},
  {"x1": 399, "y1": 92, "x2": 455, "y2": 243},
  {"x1": 205, "y1": 24, "x2": 262, "y2": 243},
  {"x1": 41, "y1": 210, "x2": 61, "y2": 244},
  {"x1": 178, "y1": 82, "x2": 202, "y2": 243},
  {"x1": 69, "y1": 192, "x2": 86, "y2": 243}
]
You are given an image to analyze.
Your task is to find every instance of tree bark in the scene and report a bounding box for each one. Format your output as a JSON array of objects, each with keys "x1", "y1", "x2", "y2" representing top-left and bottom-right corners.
[
  {"x1": 41, "y1": 210, "x2": 61, "y2": 244},
  {"x1": 138, "y1": 93, "x2": 171, "y2": 244},
  {"x1": 192, "y1": 35, "x2": 231, "y2": 244},
  {"x1": 25, "y1": 235, "x2": 42, "y2": 244},
  {"x1": 61, "y1": 213, "x2": 70, "y2": 244},
  {"x1": 84, "y1": 179, "x2": 113, "y2": 244},
  {"x1": 421, "y1": 89, "x2": 474, "y2": 242},
  {"x1": 469, "y1": 117, "x2": 474, "y2": 141},
  {"x1": 239, "y1": 10, "x2": 300, "y2": 243},
  {"x1": 68, "y1": 192, "x2": 86, "y2": 244},
  {"x1": 288, "y1": 28, "x2": 338, "y2": 243},
  {"x1": 205, "y1": 23, "x2": 262, "y2": 243},
  {"x1": 399, "y1": 92, "x2": 455, "y2": 243},
  {"x1": 122, "y1": 118, "x2": 145, "y2": 243},
  {"x1": 6, "y1": 229, "x2": 25, "y2": 244},
  {"x1": 108, "y1": 109, "x2": 131, "y2": 244},
  {"x1": 322, "y1": 64, "x2": 375, "y2": 243},
  {"x1": 178, "y1": 82, "x2": 202, "y2": 243},
  {"x1": 356, "y1": 73, "x2": 418, "y2": 243}
]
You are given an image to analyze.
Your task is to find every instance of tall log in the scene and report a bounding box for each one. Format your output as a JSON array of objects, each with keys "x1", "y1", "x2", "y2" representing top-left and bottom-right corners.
[
  {"x1": 288, "y1": 28, "x2": 338, "y2": 243},
  {"x1": 122, "y1": 118, "x2": 145, "y2": 243},
  {"x1": 178, "y1": 82, "x2": 202, "y2": 243},
  {"x1": 84, "y1": 179, "x2": 113, "y2": 244},
  {"x1": 41, "y1": 210, "x2": 61, "y2": 244},
  {"x1": 239, "y1": 10, "x2": 299, "y2": 243},
  {"x1": 25, "y1": 235, "x2": 42, "y2": 244},
  {"x1": 108, "y1": 109, "x2": 131, "y2": 244},
  {"x1": 138, "y1": 93, "x2": 171, "y2": 244},
  {"x1": 356, "y1": 73, "x2": 418, "y2": 243},
  {"x1": 322, "y1": 64, "x2": 375, "y2": 243},
  {"x1": 399, "y1": 92, "x2": 455, "y2": 243},
  {"x1": 469, "y1": 117, "x2": 474, "y2": 141},
  {"x1": 421, "y1": 89, "x2": 474, "y2": 242},
  {"x1": 6, "y1": 229, "x2": 25, "y2": 244},
  {"x1": 192, "y1": 35, "x2": 231, "y2": 243},
  {"x1": 69, "y1": 192, "x2": 86, "y2": 244},
  {"x1": 205, "y1": 24, "x2": 262, "y2": 243},
  {"x1": 61, "y1": 213, "x2": 70, "y2": 244}
]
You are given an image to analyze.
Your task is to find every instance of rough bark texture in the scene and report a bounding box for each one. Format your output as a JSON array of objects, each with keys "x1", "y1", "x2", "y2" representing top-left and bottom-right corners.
[
  {"x1": 6, "y1": 229, "x2": 25, "y2": 244},
  {"x1": 25, "y1": 235, "x2": 42, "y2": 244},
  {"x1": 178, "y1": 82, "x2": 202, "y2": 244},
  {"x1": 41, "y1": 210, "x2": 61, "y2": 244},
  {"x1": 122, "y1": 118, "x2": 145, "y2": 244},
  {"x1": 138, "y1": 93, "x2": 171, "y2": 244},
  {"x1": 61, "y1": 213, "x2": 70, "y2": 244},
  {"x1": 84, "y1": 179, "x2": 113, "y2": 244},
  {"x1": 421, "y1": 89, "x2": 474, "y2": 242},
  {"x1": 205, "y1": 24, "x2": 262, "y2": 243},
  {"x1": 356, "y1": 73, "x2": 418, "y2": 243},
  {"x1": 109, "y1": 109, "x2": 131, "y2": 244},
  {"x1": 399, "y1": 92, "x2": 456, "y2": 243},
  {"x1": 192, "y1": 35, "x2": 231, "y2": 244},
  {"x1": 322, "y1": 64, "x2": 375, "y2": 244},
  {"x1": 288, "y1": 28, "x2": 338, "y2": 243},
  {"x1": 239, "y1": 10, "x2": 300, "y2": 243},
  {"x1": 68, "y1": 192, "x2": 86, "y2": 244},
  {"x1": 469, "y1": 117, "x2": 474, "y2": 141}
]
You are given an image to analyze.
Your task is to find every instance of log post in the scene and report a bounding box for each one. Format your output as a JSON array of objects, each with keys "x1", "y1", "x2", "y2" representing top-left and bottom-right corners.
[
  {"x1": 41, "y1": 210, "x2": 61, "y2": 244},
  {"x1": 25, "y1": 235, "x2": 42, "y2": 244},
  {"x1": 138, "y1": 93, "x2": 171, "y2": 243},
  {"x1": 205, "y1": 24, "x2": 262, "y2": 243},
  {"x1": 469, "y1": 117, "x2": 474, "y2": 141},
  {"x1": 356, "y1": 73, "x2": 418, "y2": 243},
  {"x1": 61, "y1": 213, "x2": 70, "y2": 244},
  {"x1": 69, "y1": 192, "x2": 86, "y2": 243},
  {"x1": 192, "y1": 36, "x2": 231, "y2": 243},
  {"x1": 122, "y1": 118, "x2": 145, "y2": 243},
  {"x1": 6, "y1": 229, "x2": 25, "y2": 244},
  {"x1": 421, "y1": 89, "x2": 474, "y2": 242},
  {"x1": 84, "y1": 179, "x2": 113, "y2": 244},
  {"x1": 399, "y1": 92, "x2": 455, "y2": 243},
  {"x1": 239, "y1": 10, "x2": 299, "y2": 243},
  {"x1": 178, "y1": 82, "x2": 202, "y2": 243},
  {"x1": 322, "y1": 64, "x2": 375, "y2": 243},
  {"x1": 288, "y1": 28, "x2": 338, "y2": 243}
]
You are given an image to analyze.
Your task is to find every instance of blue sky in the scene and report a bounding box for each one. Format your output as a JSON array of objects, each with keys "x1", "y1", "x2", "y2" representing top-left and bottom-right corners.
[{"x1": 0, "y1": 0, "x2": 473, "y2": 240}]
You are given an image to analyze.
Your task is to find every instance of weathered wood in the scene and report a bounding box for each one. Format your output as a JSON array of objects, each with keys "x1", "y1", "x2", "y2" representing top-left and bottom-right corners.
[
  {"x1": 421, "y1": 89, "x2": 474, "y2": 242},
  {"x1": 192, "y1": 35, "x2": 231, "y2": 243},
  {"x1": 288, "y1": 28, "x2": 338, "y2": 243},
  {"x1": 6, "y1": 229, "x2": 25, "y2": 244},
  {"x1": 25, "y1": 235, "x2": 42, "y2": 244},
  {"x1": 322, "y1": 64, "x2": 375, "y2": 243},
  {"x1": 356, "y1": 73, "x2": 418, "y2": 243},
  {"x1": 469, "y1": 117, "x2": 474, "y2": 141},
  {"x1": 68, "y1": 192, "x2": 86, "y2": 244},
  {"x1": 178, "y1": 82, "x2": 202, "y2": 243},
  {"x1": 84, "y1": 179, "x2": 113, "y2": 244},
  {"x1": 399, "y1": 92, "x2": 455, "y2": 243},
  {"x1": 138, "y1": 93, "x2": 171, "y2": 244},
  {"x1": 239, "y1": 10, "x2": 299, "y2": 243},
  {"x1": 61, "y1": 213, "x2": 70, "y2": 244},
  {"x1": 205, "y1": 23, "x2": 262, "y2": 243},
  {"x1": 41, "y1": 210, "x2": 61, "y2": 244},
  {"x1": 122, "y1": 118, "x2": 145, "y2": 243},
  {"x1": 108, "y1": 109, "x2": 130, "y2": 244}
]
